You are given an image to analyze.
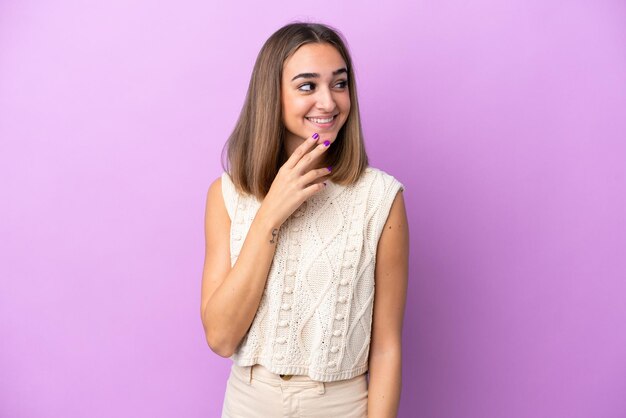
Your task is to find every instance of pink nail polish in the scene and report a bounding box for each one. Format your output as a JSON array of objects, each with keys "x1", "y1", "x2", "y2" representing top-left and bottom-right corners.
[
  {"x1": 323, "y1": 140, "x2": 330, "y2": 147},
  {"x1": 327, "y1": 166, "x2": 332, "y2": 172},
  {"x1": 313, "y1": 133, "x2": 319, "y2": 139}
]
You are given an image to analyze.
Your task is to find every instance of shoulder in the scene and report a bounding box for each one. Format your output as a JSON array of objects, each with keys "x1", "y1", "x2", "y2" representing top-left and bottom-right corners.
[
  {"x1": 208, "y1": 171, "x2": 232, "y2": 198},
  {"x1": 357, "y1": 166, "x2": 406, "y2": 240},
  {"x1": 358, "y1": 166, "x2": 405, "y2": 193},
  {"x1": 208, "y1": 172, "x2": 241, "y2": 220},
  {"x1": 208, "y1": 174, "x2": 222, "y2": 192},
  {"x1": 207, "y1": 172, "x2": 235, "y2": 210},
  {"x1": 206, "y1": 175, "x2": 224, "y2": 209}
]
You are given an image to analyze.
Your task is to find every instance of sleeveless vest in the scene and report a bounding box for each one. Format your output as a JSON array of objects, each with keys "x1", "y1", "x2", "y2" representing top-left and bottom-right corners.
[{"x1": 220, "y1": 166, "x2": 404, "y2": 382}]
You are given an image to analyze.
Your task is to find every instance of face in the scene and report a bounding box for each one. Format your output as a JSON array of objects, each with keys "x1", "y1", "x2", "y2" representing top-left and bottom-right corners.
[{"x1": 281, "y1": 43, "x2": 351, "y2": 154}]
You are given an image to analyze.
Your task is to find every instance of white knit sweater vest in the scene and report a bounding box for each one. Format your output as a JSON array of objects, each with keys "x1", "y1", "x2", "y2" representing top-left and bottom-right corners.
[{"x1": 220, "y1": 166, "x2": 404, "y2": 382}]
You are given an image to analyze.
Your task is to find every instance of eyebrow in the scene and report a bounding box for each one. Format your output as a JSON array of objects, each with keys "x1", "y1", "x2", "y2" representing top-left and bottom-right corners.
[{"x1": 291, "y1": 68, "x2": 348, "y2": 82}]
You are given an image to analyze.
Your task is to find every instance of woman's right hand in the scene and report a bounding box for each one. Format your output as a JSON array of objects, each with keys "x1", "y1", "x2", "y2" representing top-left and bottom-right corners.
[{"x1": 258, "y1": 133, "x2": 333, "y2": 228}]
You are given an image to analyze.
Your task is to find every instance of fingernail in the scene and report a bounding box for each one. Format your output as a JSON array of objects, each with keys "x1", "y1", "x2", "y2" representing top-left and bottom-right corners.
[
  {"x1": 327, "y1": 166, "x2": 332, "y2": 172},
  {"x1": 312, "y1": 133, "x2": 319, "y2": 139},
  {"x1": 323, "y1": 140, "x2": 330, "y2": 147}
]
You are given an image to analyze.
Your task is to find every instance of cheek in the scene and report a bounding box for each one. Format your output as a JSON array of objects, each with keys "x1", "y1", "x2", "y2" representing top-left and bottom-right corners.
[
  {"x1": 289, "y1": 97, "x2": 310, "y2": 116},
  {"x1": 285, "y1": 90, "x2": 312, "y2": 109},
  {"x1": 341, "y1": 94, "x2": 351, "y2": 111},
  {"x1": 282, "y1": 97, "x2": 308, "y2": 129}
]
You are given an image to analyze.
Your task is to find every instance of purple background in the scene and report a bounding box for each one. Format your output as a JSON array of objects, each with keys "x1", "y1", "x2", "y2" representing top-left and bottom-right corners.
[{"x1": 1, "y1": 1, "x2": 625, "y2": 417}]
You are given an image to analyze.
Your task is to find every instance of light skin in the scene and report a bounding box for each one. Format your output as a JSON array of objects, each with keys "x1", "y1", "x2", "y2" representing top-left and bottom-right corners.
[
  {"x1": 200, "y1": 42, "x2": 408, "y2": 418},
  {"x1": 281, "y1": 42, "x2": 351, "y2": 168}
]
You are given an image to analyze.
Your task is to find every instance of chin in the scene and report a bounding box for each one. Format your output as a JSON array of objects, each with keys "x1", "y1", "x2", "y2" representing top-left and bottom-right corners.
[{"x1": 305, "y1": 128, "x2": 339, "y2": 140}]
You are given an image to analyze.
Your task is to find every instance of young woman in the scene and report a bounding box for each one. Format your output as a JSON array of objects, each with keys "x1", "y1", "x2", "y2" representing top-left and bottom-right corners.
[{"x1": 201, "y1": 22, "x2": 409, "y2": 418}]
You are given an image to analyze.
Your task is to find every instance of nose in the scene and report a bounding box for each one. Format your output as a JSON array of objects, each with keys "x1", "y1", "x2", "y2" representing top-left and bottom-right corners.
[{"x1": 315, "y1": 86, "x2": 337, "y2": 112}]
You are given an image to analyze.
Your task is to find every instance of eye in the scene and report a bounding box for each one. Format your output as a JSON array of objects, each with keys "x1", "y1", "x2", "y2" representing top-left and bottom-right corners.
[
  {"x1": 335, "y1": 80, "x2": 348, "y2": 89},
  {"x1": 298, "y1": 82, "x2": 315, "y2": 92}
]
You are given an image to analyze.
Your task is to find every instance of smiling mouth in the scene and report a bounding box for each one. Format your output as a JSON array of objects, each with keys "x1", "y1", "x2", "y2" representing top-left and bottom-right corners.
[{"x1": 305, "y1": 115, "x2": 337, "y2": 124}]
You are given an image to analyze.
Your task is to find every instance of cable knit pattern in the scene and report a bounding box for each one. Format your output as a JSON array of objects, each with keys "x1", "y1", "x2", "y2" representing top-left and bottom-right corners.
[{"x1": 220, "y1": 167, "x2": 405, "y2": 382}]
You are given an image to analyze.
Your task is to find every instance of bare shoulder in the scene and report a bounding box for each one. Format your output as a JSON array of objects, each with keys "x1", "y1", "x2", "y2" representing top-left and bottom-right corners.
[
  {"x1": 205, "y1": 176, "x2": 229, "y2": 219},
  {"x1": 382, "y1": 189, "x2": 408, "y2": 236},
  {"x1": 376, "y1": 189, "x2": 409, "y2": 266},
  {"x1": 204, "y1": 175, "x2": 230, "y2": 263},
  {"x1": 207, "y1": 175, "x2": 223, "y2": 205}
]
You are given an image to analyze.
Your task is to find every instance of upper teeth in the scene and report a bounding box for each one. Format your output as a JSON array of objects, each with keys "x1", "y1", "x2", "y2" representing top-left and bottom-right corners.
[{"x1": 307, "y1": 116, "x2": 334, "y2": 124}]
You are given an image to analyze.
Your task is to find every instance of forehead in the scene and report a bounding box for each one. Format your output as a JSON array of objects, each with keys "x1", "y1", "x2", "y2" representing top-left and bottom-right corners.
[{"x1": 282, "y1": 43, "x2": 347, "y2": 77}]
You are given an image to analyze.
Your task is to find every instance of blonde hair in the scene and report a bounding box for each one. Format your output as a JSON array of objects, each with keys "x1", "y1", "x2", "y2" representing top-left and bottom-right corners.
[{"x1": 222, "y1": 22, "x2": 369, "y2": 199}]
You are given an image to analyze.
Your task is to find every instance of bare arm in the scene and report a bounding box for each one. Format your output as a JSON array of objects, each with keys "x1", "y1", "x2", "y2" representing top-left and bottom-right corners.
[
  {"x1": 367, "y1": 190, "x2": 409, "y2": 418},
  {"x1": 199, "y1": 179, "x2": 279, "y2": 357},
  {"x1": 200, "y1": 133, "x2": 332, "y2": 357}
]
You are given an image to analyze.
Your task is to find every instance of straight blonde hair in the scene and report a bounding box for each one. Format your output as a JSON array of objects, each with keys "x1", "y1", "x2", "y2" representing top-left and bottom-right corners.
[{"x1": 222, "y1": 22, "x2": 369, "y2": 200}]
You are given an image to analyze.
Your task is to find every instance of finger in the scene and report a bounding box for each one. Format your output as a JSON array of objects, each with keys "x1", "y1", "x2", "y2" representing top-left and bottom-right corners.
[
  {"x1": 293, "y1": 138, "x2": 331, "y2": 173},
  {"x1": 302, "y1": 178, "x2": 327, "y2": 198},
  {"x1": 283, "y1": 133, "x2": 321, "y2": 170},
  {"x1": 300, "y1": 166, "x2": 332, "y2": 186}
]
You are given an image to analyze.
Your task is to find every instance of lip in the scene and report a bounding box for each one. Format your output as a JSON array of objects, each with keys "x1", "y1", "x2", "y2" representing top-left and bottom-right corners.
[{"x1": 305, "y1": 114, "x2": 338, "y2": 129}]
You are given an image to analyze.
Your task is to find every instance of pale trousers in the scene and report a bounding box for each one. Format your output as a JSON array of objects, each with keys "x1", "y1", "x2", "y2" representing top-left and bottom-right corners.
[{"x1": 221, "y1": 363, "x2": 368, "y2": 417}]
